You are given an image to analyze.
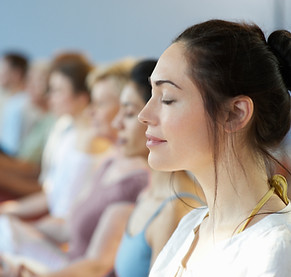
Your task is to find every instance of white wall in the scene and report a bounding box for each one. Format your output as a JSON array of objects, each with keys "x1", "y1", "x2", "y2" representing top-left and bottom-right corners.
[{"x1": 0, "y1": 0, "x2": 290, "y2": 63}]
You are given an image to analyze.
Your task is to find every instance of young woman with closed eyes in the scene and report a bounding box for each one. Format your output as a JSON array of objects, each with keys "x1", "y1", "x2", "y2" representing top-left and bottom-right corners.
[{"x1": 139, "y1": 20, "x2": 291, "y2": 276}]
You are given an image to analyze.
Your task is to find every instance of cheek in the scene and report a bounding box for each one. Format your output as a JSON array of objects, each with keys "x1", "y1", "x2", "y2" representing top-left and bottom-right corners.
[
  {"x1": 149, "y1": 108, "x2": 211, "y2": 171},
  {"x1": 100, "y1": 108, "x2": 118, "y2": 127},
  {"x1": 171, "y1": 113, "x2": 211, "y2": 168},
  {"x1": 128, "y1": 124, "x2": 147, "y2": 152}
]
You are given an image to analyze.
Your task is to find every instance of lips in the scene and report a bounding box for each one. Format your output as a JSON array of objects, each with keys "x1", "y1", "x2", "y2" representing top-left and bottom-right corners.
[{"x1": 145, "y1": 133, "x2": 167, "y2": 147}]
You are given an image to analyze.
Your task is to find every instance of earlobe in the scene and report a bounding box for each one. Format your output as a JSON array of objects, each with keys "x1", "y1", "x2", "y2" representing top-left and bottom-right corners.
[{"x1": 224, "y1": 96, "x2": 254, "y2": 133}]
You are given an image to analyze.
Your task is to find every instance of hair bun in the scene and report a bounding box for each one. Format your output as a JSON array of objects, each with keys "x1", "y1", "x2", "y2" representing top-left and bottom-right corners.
[{"x1": 267, "y1": 30, "x2": 291, "y2": 90}]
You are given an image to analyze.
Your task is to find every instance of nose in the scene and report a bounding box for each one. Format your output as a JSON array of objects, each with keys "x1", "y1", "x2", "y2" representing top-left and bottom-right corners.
[{"x1": 138, "y1": 100, "x2": 155, "y2": 126}]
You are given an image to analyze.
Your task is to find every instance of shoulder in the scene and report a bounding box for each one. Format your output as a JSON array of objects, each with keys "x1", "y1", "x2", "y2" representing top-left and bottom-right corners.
[
  {"x1": 103, "y1": 202, "x2": 135, "y2": 219},
  {"x1": 150, "y1": 207, "x2": 208, "y2": 274},
  {"x1": 232, "y1": 215, "x2": 291, "y2": 275},
  {"x1": 120, "y1": 168, "x2": 150, "y2": 188}
]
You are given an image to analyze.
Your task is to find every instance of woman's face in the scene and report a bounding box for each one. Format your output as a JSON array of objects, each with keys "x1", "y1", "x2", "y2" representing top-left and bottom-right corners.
[
  {"x1": 138, "y1": 42, "x2": 212, "y2": 172},
  {"x1": 90, "y1": 78, "x2": 120, "y2": 140},
  {"x1": 113, "y1": 82, "x2": 148, "y2": 158},
  {"x1": 26, "y1": 66, "x2": 48, "y2": 105},
  {"x1": 0, "y1": 59, "x2": 15, "y2": 89},
  {"x1": 48, "y1": 71, "x2": 81, "y2": 117}
]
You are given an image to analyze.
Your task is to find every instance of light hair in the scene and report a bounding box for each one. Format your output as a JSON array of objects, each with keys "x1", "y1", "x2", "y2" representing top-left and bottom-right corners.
[{"x1": 87, "y1": 57, "x2": 137, "y2": 92}]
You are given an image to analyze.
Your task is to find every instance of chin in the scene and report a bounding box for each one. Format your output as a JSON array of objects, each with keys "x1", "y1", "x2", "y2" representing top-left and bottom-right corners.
[{"x1": 148, "y1": 153, "x2": 176, "y2": 172}]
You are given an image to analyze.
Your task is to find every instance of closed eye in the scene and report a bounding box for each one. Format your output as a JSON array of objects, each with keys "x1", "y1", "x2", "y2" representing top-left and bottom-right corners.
[{"x1": 162, "y1": 99, "x2": 176, "y2": 105}]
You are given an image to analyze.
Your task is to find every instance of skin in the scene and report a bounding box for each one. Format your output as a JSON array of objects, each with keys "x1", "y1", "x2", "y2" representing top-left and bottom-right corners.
[
  {"x1": 90, "y1": 78, "x2": 121, "y2": 141},
  {"x1": 112, "y1": 82, "x2": 148, "y2": 158},
  {"x1": 138, "y1": 44, "x2": 211, "y2": 174},
  {"x1": 48, "y1": 72, "x2": 88, "y2": 118},
  {"x1": 0, "y1": 58, "x2": 26, "y2": 93},
  {"x1": 138, "y1": 42, "x2": 287, "y2": 264},
  {"x1": 26, "y1": 63, "x2": 49, "y2": 109}
]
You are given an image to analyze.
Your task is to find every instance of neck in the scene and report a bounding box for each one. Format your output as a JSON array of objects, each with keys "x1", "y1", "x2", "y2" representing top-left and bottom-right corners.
[
  {"x1": 194, "y1": 150, "x2": 274, "y2": 231},
  {"x1": 148, "y1": 170, "x2": 202, "y2": 200},
  {"x1": 32, "y1": 99, "x2": 49, "y2": 112},
  {"x1": 7, "y1": 82, "x2": 25, "y2": 94}
]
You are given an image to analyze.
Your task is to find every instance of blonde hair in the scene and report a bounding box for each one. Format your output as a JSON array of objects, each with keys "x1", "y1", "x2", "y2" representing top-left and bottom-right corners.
[{"x1": 87, "y1": 57, "x2": 137, "y2": 93}]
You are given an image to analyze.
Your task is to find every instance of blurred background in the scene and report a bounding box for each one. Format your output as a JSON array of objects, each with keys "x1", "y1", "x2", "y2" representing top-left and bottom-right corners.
[{"x1": 1, "y1": 0, "x2": 290, "y2": 63}]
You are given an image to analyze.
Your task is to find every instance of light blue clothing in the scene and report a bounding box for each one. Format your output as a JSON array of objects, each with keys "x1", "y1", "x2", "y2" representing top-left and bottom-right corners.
[
  {"x1": 0, "y1": 91, "x2": 29, "y2": 155},
  {"x1": 114, "y1": 192, "x2": 205, "y2": 277}
]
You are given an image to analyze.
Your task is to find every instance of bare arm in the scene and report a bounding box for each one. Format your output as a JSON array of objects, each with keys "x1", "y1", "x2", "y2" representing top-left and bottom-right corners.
[
  {"x1": 0, "y1": 154, "x2": 41, "y2": 178},
  {"x1": 41, "y1": 202, "x2": 134, "y2": 277},
  {"x1": 40, "y1": 259, "x2": 109, "y2": 277},
  {"x1": 33, "y1": 216, "x2": 68, "y2": 244},
  {"x1": 0, "y1": 169, "x2": 41, "y2": 197},
  {"x1": 0, "y1": 191, "x2": 48, "y2": 219},
  {"x1": 147, "y1": 200, "x2": 195, "y2": 266}
]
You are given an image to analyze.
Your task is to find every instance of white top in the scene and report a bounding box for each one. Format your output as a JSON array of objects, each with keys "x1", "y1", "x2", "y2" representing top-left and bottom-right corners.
[
  {"x1": 150, "y1": 204, "x2": 291, "y2": 277},
  {"x1": 40, "y1": 115, "x2": 95, "y2": 218}
]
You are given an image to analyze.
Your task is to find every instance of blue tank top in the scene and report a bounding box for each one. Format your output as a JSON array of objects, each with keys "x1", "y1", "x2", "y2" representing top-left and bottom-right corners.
[{"x1": 114, "y1": 192, "x2": 205, "y2": 277}]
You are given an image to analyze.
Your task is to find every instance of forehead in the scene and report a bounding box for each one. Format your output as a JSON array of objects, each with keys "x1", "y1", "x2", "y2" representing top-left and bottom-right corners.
[
  {"x1": 120, "y1": 83, "x2": 144, "y2": 106},
  {"x1": 92, "y1": 78, "x2": 119, "y2": 100},
  {"x1": 50, "y1": 71, "x2": 71, "y2": 86},
  {"x1": 0, "y1": 58, "x2": 11, "y2": 70},
  {"x1": 151, "y1": 42, "x2": 189, "y2": 83}
]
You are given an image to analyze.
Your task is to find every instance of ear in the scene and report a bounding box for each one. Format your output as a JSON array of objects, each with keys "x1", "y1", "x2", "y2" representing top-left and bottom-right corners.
[{"x1": 224, "y1": 95, "x2": 254, "y2": 133}]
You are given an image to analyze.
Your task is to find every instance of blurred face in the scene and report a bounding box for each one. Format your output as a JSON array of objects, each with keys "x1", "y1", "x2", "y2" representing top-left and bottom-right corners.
[
  {"x1": 0, "y1": 59, "x2": 13, "y2": 88},
  {"x1": 26, "y1": 67, "x2": 48, "y2": 104},
  {"x1": 90, "y1": 78, "x2": 120, "y2": 140},
  {"x1": 113, "y1": 82, "x2": 148, "y2": 158},
  {"x1": 138, "y1": 42, "x2": 212, "y2": 173},
  {"x1": 48, "y1": 71, "x2": 81, "y2": 116}
]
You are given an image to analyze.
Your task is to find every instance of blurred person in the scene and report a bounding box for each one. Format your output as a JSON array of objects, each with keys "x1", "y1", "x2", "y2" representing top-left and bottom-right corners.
[
  {"x1": 0, "y1": 52, "x2": 30, "y2": 156},
  {"x1": 0, "y1": 52, "x2": 93, "y2": 219},
  {"x1": 0, "y1": 61, "x2": 56, "y2": 199}
]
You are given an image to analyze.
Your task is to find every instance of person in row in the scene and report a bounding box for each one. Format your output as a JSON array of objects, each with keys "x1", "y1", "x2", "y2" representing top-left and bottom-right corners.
[
  {"x1": 0, "y1": 52, "x2": 94, "y2": 220},
  {"x1": 136, "y1": 20, "x2": 291, "y2": 276},
  {"x1": 0, "y1": 60, "x2": 55, "y2": 199}
]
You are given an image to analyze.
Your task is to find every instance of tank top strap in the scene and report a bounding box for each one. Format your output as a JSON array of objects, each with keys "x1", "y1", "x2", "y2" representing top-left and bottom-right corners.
[{"x1": 143, "y1": 192, "x2": 205, "y2": 231}]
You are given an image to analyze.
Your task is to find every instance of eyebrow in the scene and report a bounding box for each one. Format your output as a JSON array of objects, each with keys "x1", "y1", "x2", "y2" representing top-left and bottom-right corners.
[
  {"x1": 148, "y1": 77, "x2": 182, "y2": 90},
  {"x1": 121, "y1": 102, "x2": 140, "y2": 108}
]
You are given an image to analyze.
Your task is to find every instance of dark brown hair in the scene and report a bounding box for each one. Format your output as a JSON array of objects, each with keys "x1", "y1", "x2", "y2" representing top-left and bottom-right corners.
[
  {"x1": 3, "y1": 52, "x2": 29, "y2": 78},
  {"x1": 130, "y1": 59, "x2": 157, "y2": 103},
  {"x1": 174, "y1": 20, "x2": 291, "y2": 182},
  {"x1": 50, "y1": 52, "x2": 93, "y2": 96}
]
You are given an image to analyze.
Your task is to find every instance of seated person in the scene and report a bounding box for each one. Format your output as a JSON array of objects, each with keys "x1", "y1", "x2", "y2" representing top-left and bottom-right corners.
[
  {"x1": 0, "y1": 52, "x2": 30, "y2": 156},
  {"x1": 0, "y1": 52, "x2": 93, "y2": 220},
  {"x1": 0, "y1": 60, "x2": 55, "y2": 199}
]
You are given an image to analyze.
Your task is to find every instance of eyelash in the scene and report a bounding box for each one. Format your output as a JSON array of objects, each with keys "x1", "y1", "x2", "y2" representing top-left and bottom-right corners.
[
  {"x1": 162, "y1": 99, "x2": 176, "y2": 105},
  {"x1": 125, "y1": 112, "x2": 135, "y2": 118}
]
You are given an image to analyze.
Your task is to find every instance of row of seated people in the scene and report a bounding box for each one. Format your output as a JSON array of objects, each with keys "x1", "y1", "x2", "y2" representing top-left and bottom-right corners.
[
  {"x1": 0, "y1": 53, "x2": 205, "y2": 276},
  {"x1": 1, "y1": 27, "x2": 291, "y2": 276}
]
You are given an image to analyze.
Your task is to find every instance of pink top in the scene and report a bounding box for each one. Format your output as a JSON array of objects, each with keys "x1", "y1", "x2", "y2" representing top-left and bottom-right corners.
[{"x1": 68, "y1": 158, "x2": 149, "y2": 260}]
